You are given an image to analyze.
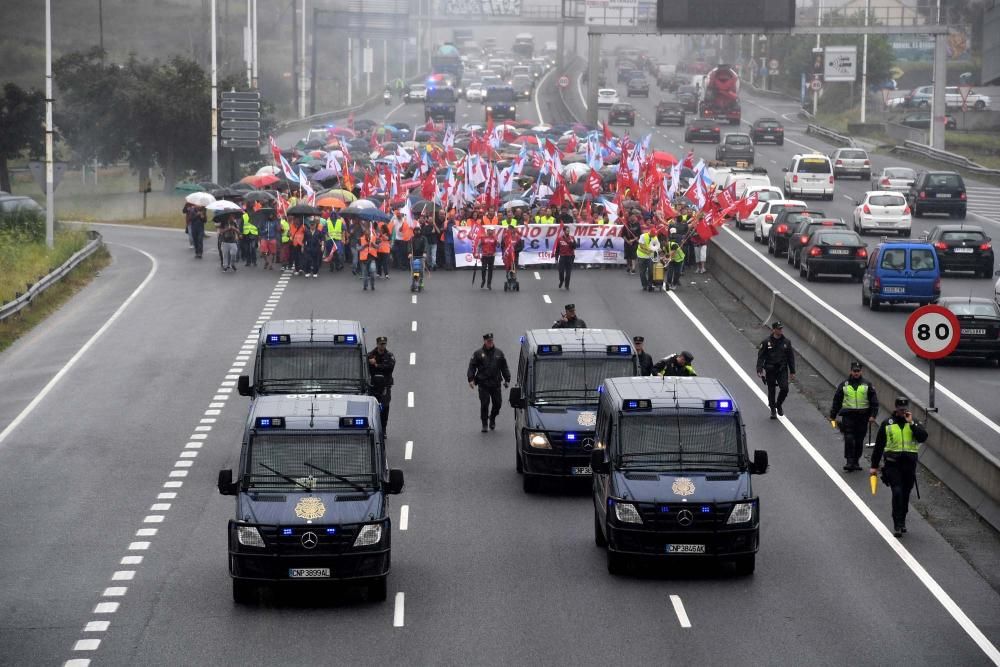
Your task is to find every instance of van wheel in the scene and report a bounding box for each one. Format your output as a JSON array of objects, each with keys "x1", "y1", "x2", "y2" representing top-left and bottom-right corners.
[
  {"x1": 368, "y1": 576, "x2": 388, "y2": 602},
  {"x1": 594, "y1": 512, "x2": 607, "y2": 547},
  {"x1": 606, "y1": 550, "x2": 626, "y2": 575},
  {"x1": 794, "y1": 253, "x2": 802, "y2": 269},
  {"x1": 787, "y1": 251, "x2": 794, "y2": 265},
  {"x1": 522, "y1": 474, "x2": 538, "y2": 493},
  {"x1": 869, "y1": 294, "x2": 880, "y2": 311},
  {"x1": 767, "y1": 238, "x2": 775, "y2": 255},
  {"x1": 733, "y1": 554, "x2": 756, "y2": 576},
  {"x1": 232, "y1": 579, "x2": 257, "y2": 605}
]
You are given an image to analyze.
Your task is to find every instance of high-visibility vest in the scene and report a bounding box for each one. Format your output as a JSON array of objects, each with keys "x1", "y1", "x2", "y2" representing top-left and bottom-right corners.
[
  {"x1": 884, "y1": 422, "x2": 919, "y2": 455},
  {"x1": 280, "y1": 219, "x2": 290, "y2": 243},
  {"x1": 289, "y1": 223, "x2": 305, "y2": 247},
  {"x1": 843, "y1": 384, "x2": 870, "y2": 410},
  {"x1": 385, "y1": 220, "x2": 395, "y2": 241},
  {"x1": 332, "y1": 217, "x2": 343, "y2": 241},
  {"x1": 483, "y1": 214, "x2": 499, "y2": 226},
  {"x1": 242, "y1": 212, "x2": 258, "y2": 236},
  {"x1": 637, "y1": 232, "x2": 653, "y2": 259},
  {"x1": 534, "y1": 215, "x2": 554, "y2": 224},
  {"x1": 667, "y1": 242, "x2": 685, "y2": 264},
  {"x1": 500, "y1": 218, "x2": 518, "y2": 227},
  {"x1": 398, "y1": 220, "x2": 414, "y2": 242},
  {"x1": 595, "y1": 216, "x2": 608, "y2": 225},
  {"x1": 359, "y1": 235, "x2": 374, "y2": 261},
  {"x1": 377, "y1": 234, "x2": 391, "y2": 254}
]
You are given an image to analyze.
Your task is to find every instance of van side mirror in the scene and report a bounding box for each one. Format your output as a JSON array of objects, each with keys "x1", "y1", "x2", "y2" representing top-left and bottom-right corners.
[
  {"x1": 508, "y1": 386, "x2": 525, "y2": 408},
  {"x1": 387, "y1": 468, "x2": 405, "y2": 494},
  {"x1": 751, "y1": 450, "x2": 769, "y2": 475},
  {"x1": 237, "y1": 375, "x2": 253, "y2": 397},
  {"x1": 218, "y1": 469, "x2": 238, "y2": 495},
  {"x1": 591, "y1": 449, "x2": 610, "y2": 474}
]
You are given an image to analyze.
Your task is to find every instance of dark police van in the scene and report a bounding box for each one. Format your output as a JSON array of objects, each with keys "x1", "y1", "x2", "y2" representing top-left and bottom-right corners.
[
  {"x1": 509, "y1": 329, "x2": 638, "y2": 492},
  {"x1": 484, "y1": 85, "x2": 517, "y2": 122},
  {"x1": 424, "y1": 85, "x2": 458, "y2": 123},
  {"x1": 238, "y1": 319, "x2": 370, "y2": 398},
  {"x1": 591, "y1": 377, "x2": 768, "y2": 576},
  {"x1": 217, "y1": 394, "x2": 404, "y2": 603}
]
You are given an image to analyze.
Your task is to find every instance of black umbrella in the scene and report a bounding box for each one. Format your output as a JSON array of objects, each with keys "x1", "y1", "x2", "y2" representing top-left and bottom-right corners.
[
  {"x1": 287, "y1": 203, "x2": 321, "y2": 216},
  {"x1": 351, "y1": 208, "x2": 391, "y2": 222},
  {"x1": 250, "y1": 207, "x2": 276, "y2": 224},
  {"x1": 355, "y1": 119, "x2": 377, "y2": 132},
  {"x1": 411, "y1": 200, "x2": 437, "y2": 215},
  {"x1": 243, "y1": 190, "x2": 276, "y2": 204}
]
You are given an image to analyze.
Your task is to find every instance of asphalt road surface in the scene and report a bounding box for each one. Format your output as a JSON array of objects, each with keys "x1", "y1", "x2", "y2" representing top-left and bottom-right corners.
[{"x1": 1, "y1": 80, "x2": 999, "y2": 667}]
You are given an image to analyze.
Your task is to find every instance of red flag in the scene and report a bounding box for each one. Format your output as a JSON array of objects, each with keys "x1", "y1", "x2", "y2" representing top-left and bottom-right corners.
[
  {"x1": 681, "y1": 150, "x2": 695, "y2": 170},
  {"x1": 659, "y1": 197, "x2": 678, "y2": 220},
  {"x1": 695, "y1": 214, "x2": 720, "y2": 240},
  {"x1": 424, "y1": 118, "x2": 435, "y2": 132},
  {"x1": 602, "y1": 121, "x2": 612, "y2": 143},
  {"x1": 585, "y1": 169, "x2": 603, "y2": 197},
  {"x1": 735, "y1": 192, "x2": 760, "y2": 219},
  {"x1": 420, "y1": 171, "x2": 437, "y2": 200},
  {"x1": 268, "y1": 136, "x2": 282, "y2": 166},
  {"x1": 341, "y1": 162, "x2": 354, "y2": 192},
  {"x1": 369, "y1": 131, "x2": 380, "y2": 150},
  {"x1": 565, "y1": 134, "x2": 578, "y2": 153}
]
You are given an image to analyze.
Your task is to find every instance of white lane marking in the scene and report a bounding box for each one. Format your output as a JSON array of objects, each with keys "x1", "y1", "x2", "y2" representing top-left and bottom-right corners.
[
  {"x1": 150, "y1": 503, "x2": 171, "y2": 511},
  {"x1": 577, "y1": 72, "x2": 588, "y2": 110},
  {"x1": 0, "y1": 244, "x2": 158, "y2": 448},
  {"x1": 405, "y1": 440, "x2": 413, "y2": 460},
  {"x1": 534, "y1": 271, "x2": 541, "y2": 280},
  {"x1": 135, "y1": 528, "x2": 157, "y2": 536},
  {"x1": 65, "y1": 659, "x2": 92, "y2": 667},
  {"x1": 407, "y1": 392, "x2": 414, "y2": 408},
  {"x1": 120, "y1": 556, "x2": 142, "y2": 565},
  {"x1": 535, "y1": 66, "x2": 556, "y2": 124},
  {"x1": 93, "y1": 603, "x2": 118, "y2": 614},
  {"x1": 157, "y1": 492, "x2": 177, "y2": 499},
  {"x1": 411, "y1": 320, "x2": 418, "y2": 332},
  {"x1": 411, "y1": 294, "x2": 418, "y2": 304},
  {"x1": 143, "y1": 515, "x2": 165, "y2": 523},
  {"x1": 393, "y1": 592, "x2": 405, "y2": 627},
  {"x1": 409, "y1": 352, "x2": 416, "y2": 365},
  {"x1": 128, "y1": 542, "x2": 149, "y2": 550},
  {"x1": 84, "y1": 621, "x2": 109, "y2": 632},
  {"x1": 384, "y1": 101, "x2": 405, "y2": 121},
  {"x1": 185, "y1": 442, "x2": 202, "y2": 449},
  {"x1": 721, "y1": 226, "x2": 1000, "y2": 437},
  {"x1": 72, "y1": 640, "x2": 100, "y2": 651},
  {"x1": 399, "y1": 505, "x2": 409, "y2": 530},
  {"x1": 102, "y1": 587, "x2": 126, "y2": 597},
  {"x1": 666, "y1": 288, "x2": 1000, "y2": 662},
  {"x1": 670, "y1": 595, "x2": 692, "y2": 628},
  {"x1": 111, "y1": 571, "x2": 135, "y2": 581},
  {"x1": 842, "y1": 194, "x2": 855, "y2": 201},
  {"x1": 543, "y1": 294, "x2": 552, "y2": 303}
]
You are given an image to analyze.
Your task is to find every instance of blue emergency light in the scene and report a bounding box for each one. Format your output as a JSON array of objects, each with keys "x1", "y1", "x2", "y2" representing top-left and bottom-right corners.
[
  {"x1": 282, "y1": 528, "x2": 293, "y2": 536},
  {"x1": 606, "y1": 345, "x2": 632, "y2": 355},
  {"x1": 704, "y1": 399, "x2": 733, "y2": 412},
  {"x1": 538, "y1": 344, "x2": 562, "y2": 355},
  {"x1": 325, "y1": 528, "x2": 337, "y2": 535},
  {"x1": 256, "y1": 417, "x2": 286, "y2": 429},
  {"x1": 622, "y1": 399, "x2": 652, "y2": 411},
  {"x1": 334, "y1": 334, "x2": 358, "y2": 344},
  {"x1": 565, "y1": 433, "x2": 577, "y2": 441},
  {"x1": 701, "y1": 506, "x2": 711, "y2": 513},
  {"x1": 339, "y1": 417, "x2": 369, "y2": 428},
  {"x1": 266, "y1": 334, "x2": 291, "y2": 345}
]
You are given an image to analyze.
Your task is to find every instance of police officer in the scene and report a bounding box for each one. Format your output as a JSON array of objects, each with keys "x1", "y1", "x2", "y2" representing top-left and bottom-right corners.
[
  {"x1": 756, "y1": 321, "x2": 796, "y2": 419},
  {"x1": 367, "y1": 336, "x2": 396, "y2": 435},
  {"x1": 830, "y1": 361, "x2": 879, "y2": 472},
  {"x1": 653, "y1": 351, "x2": 696, "y2": 376},
  {"x1": 467, "y1": 333, "x2": 510, "y2": 433},
  {"x1": 870, "y1": 397, "x2": 928, "y2": 537},
  {"x1": 633, "y1": 336, "x2": 653, "y2": 376},
  {"x1": 552, "y1": 303, "x2": 587, "y2": 329}
]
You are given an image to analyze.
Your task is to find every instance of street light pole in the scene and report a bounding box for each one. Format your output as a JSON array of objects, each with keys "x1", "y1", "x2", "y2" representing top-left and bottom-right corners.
[
  {"x1": 299, "y1": 0, "x2": 307, "y2": 118},
  {"x1": 251, "y1": 0, "x2": 258, "y2": 88},
  {"x1": 44, "y1": 0, "x2": 54, "y2": 248},
  {"x1": 211, "y1": 0, "x2": 219, "y2": 185},
  {"x1": 860, "y1": 0, "x2": 870, "y2": 123}
]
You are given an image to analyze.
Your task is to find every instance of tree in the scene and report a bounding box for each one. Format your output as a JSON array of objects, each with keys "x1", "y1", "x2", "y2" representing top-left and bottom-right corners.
[{"x1": 0, "y1": 83, "x2": 44, "y2": 193}]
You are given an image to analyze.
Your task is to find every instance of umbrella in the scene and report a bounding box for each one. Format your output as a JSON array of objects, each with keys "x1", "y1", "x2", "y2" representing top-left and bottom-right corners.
[
  {"x1": 562, "y1": 163, "x2": 590, "y2": 179},
  {"x1": 229, "y1": 181, "x2": 256, "y2": 191},
  {"x1": 324, "y1": 188, "x2": 356, "y2": 202},
  {"x1": 287, "y1": 203, "x2": 321, "y2": 216},
  {"x1": 240, "y1": 173, "x2": 279, "y2": 188},
  {"x1": 651, "y1": 150, "x2": 678, "y2": 167},
  {"x1": 345, "y1": 199, "x2": 377, "y2": 212},
  {"x1": 312, "y1": 168, "x2": 340, "y2": 181},
  {"x1": 411, "y1": 200, "x2": 438, "y2": 215},
  {"x1": 511, "y1": 135, "x2": 538, "y2": 145},
  {"x1": 243, "y1": 190, "x2": 276, "y2": 204},
  {"x1": 351, "y1": 208, "x2": 391, "y2": 222},
  {"x1": 255, "y1": 165, "x2": 280, "y2": 176},
  {"x1": 185, "y1": 191, "x2": 216, "y2": 206},
  {"x1": 503, "y1": 199, "x2": 530, "y2": 210},
  {"x1": 207, "y1": 199, "x2": 242, "y2": 214},
  {"x1": 330, "y1": 127, "x2": 356, "y2": 138},
  {"x1": 174, "y1": 182, "x2": 205, "y2": 194},
  {"x1": 317, "y1": 196, "x2": 347, "y2": 210},
  {"x1": 309, "y1": 150, "x2": 328, "y2": 159},
  {"x1": 355, "y1": 119, "x2": 377, "y2": 132}
]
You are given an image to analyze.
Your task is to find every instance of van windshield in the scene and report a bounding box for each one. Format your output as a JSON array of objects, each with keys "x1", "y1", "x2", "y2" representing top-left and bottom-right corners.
[
  {"x1": 259, "y1": 347, "x2": 364, "y2": 392},
  {"x1": 617, "y1": 414, "x2": 742, "y2": 470},
  {"x1": 247, "y1": 432, "x2": 376, "y2": 491},
  {"x1": 533, "y1": 357, "x2": 635, "y2": 401}
]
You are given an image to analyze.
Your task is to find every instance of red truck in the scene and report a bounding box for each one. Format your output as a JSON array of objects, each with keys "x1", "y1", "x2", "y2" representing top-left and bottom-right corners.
[{"x1": 699, "y1": 65, "x2": 741, "y2": 125}]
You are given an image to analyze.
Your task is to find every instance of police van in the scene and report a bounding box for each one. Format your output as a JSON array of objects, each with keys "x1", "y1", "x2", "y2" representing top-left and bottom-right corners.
[
  {"x1": 217, "y1": 394, "x2": 404, "y2": 603},
  {"x1": 508, "y1": 329, "x2": 638, "y2": 492},
  {"x1": 591, "y1": 377, "x2": 768, "y2": 576},
  {"x1": 238, "y1": 320, "x2": 371, "y2": 398}
]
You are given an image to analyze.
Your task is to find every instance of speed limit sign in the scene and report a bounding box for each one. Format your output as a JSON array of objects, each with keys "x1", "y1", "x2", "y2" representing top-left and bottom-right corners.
[
  {"x1": 558, "y1": 75, "x2": 570, "y2": 89},
  {"x1": 904, "y1": 304, "x2": 960, "y2": 360}
]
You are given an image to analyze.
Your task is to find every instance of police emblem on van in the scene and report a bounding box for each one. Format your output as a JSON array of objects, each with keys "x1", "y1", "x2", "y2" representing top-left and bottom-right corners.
[
  {"x1": 294, "y1": 497, "x2": 327, "y2": 520},
  {"x1": 577, "y1": 411, "x2": 597, "y2": 426},
  {"x1": 671, "y1": 477, "x2": 696, "y2": 496}
]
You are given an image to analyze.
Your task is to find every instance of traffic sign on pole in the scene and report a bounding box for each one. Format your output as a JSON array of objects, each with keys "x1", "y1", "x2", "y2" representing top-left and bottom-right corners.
[
  {"x1": 904, "y1": 304, "x2": 960, "y2": 410},
  {"x1": 809, "y1": 78, "x2": 823, "y2": 92},
  {"x1": 558, "y1": 75, "x2": 570, "y2": 89},
  {"x1": 959, "y1": 84, "x2": 972, "y2": 112},
  {"x1": 219, "y1": 89, "x2": 262, "y2": 150}
]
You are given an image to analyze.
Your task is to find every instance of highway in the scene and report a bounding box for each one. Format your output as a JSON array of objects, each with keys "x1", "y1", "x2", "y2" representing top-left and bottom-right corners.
[{"x1": 1, "y1": 69, "x2": 999, "y2": 667}]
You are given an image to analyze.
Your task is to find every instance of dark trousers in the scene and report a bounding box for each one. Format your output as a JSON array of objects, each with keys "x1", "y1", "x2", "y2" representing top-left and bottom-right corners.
[
  {"x1": 291, "y1": 246, "x2": 303, "y2": 272},
  {"x1": 375, "y1": 387, "x2": 391, "y2": 433},
  {"x1": 241, "y1": 236, "x2": 257, "y2": 265},
  {"x1": 557, "y1": 255, "x2": 574, "y2": 287},
  {"x1": 478, "y1": 385, "x2": 502, "y2": 424},
  {"x1": 190, "y1": 222, "x2": 205, "y2": 257},
  {"x1": 666, "y1": 261, "x2": 682, "y2": 286},
  {"x1": 764, "y1": 366, "x2": 789, "y2": 408},
  {"x1": 883, "y1": 455, "x2": 917, "y2": 524},
  {"x1": 481, "y1": 256, "x2": 496, "y2": 287},
  {"x1": 304, "y1": 248, "x2": 321, "y2": 274},
  {"x1": 377, "y1": 254, "x2": 390, "y2": 277},
  {"x1": 638, "y1": 257, "x2": 652, "y2": 288},
  {"x1": 841, "y1": 413, "x2": 870, "y2": 463},
  {"x1": 393, "y1": 240, "x2": 407, "y2": 269}
]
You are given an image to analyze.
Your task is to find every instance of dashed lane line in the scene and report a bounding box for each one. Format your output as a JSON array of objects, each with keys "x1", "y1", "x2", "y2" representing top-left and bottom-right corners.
[{"x1": 670, "y1": 595, "x2": 692, "y2": 628}]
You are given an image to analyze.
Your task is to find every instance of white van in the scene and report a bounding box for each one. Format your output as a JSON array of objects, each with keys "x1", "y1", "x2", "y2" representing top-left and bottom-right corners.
[{"x1": 783, "y1": 153, "x2": 834, "y2": 201}]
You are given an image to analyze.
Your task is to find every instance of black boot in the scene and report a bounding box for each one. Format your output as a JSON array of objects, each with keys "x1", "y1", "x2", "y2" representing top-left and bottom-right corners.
[
  {"x1": 893, "y1": 523, "x2": 904, "y2": 538},
  {"x1": 481, "y1": 421, "x2": 488, "y2": 433},
  {"x1": 843, "y1": 459, "x2": 852, "y2": 471},
  {"x1": 489, "y1": 417, "x2": 496, "y2": 430},
  {"x1": 769, "y1": 407, "x2": 777, "y2": 420}
]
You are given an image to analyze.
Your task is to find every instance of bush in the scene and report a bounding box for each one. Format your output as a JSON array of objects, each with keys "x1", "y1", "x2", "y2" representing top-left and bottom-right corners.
[{"x1": 0, "y1": 209, "x2": 45, "y2": 244}]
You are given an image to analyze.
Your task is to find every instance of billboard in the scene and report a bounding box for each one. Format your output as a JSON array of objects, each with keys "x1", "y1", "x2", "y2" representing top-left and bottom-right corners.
[
  {"x1": 440, "y1": 0, "x2": 523, "y2": 15},
  {"x1": 824, "y1": 45, "x2": 857, "y2": 83}
]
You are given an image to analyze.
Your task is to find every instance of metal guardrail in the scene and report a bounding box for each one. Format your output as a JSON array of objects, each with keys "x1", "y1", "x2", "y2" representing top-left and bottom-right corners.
[
  {"x1": 0, "y1": 230, "x2": 103, "y2": 323},
  {"x1": 806, "y1": 123, "x2": 856, "y2": 147},
  {"x1": 891, "y1": 140, "x2": 1000, "y2": 176},
  {"x1": 274, "y1": 75, "x2": 425, "y2": 134}
]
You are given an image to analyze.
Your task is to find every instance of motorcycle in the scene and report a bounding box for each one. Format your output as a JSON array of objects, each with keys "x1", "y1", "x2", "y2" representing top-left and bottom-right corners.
[{"x1": 383, "y1": 90, "x2": 392, "y2": 105}]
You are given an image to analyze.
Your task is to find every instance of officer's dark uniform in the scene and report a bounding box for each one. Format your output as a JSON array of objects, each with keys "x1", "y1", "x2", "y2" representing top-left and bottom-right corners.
[
  {"x1": 467, "y1": 333, "x2": 511, "y2": 432},
  {"x1": 830, "y1": 361, "x2": 879, "y2": 472},
  {"x1": 633, "y1": 336, "x2": 653, "y2": 376},
  {"x1": 653, "y1": 351, "x2": 696, "y2": 377},
  {"x1": 551, "y1": 304, "x2": 587, "y2": 329},
  {"x1": 871, "y1": 397, "x2": 928, "y2": 536},
  {"x1": 756, "y1": 321, "x2": 796, "y2": 418},
  {"x1": 367, "y1": 336, "x2": 396, "y2": 435}
]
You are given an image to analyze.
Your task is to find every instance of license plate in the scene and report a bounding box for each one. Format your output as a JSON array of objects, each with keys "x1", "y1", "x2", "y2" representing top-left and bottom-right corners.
[
  {"x1": 954, "y1": 247, "x2": 974, "y2": 253},
  {"x1": 289, "y1": 568, "x2": 330, "y2": 578},
  {"x1": 666, "y1": 544, "x2": 706, "y2": 554},
  {"x1": 762, "y1": 135, "x2": 774, "y2": 139},
  {"x1": 961, "y1": 328, "x2": 986, "y2": 336},
  {"x1": 571, "y1": 466, "x2": 593, "y2": 475},
  {"x1": 828, "y1": 249, "x2": 849, "y2": 255},
  {"x1": 883, "y1": 286, "x2": 906, "y2": 293},
  {"x1": 935, "y1": 193, "x2": 952, "y2": 198}
]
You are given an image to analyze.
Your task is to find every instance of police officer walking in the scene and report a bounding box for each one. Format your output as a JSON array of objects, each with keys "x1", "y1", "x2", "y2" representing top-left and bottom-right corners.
[
  {"x1": 756, "y1": 321, "x2": 796, "y2": 419},
  {"x1": 653, "y1": 351, "x2": 696, "y2": 377},
  {"x1": 367, "y1": 336, "x2": 396, "y2": 436},
  {"x1": 830, "y1": 361, "x2": 879, "y2": 472},
  {"x1": 870, "y1": 397, "x2": 928, "y2": 537},
  {"x1": 467, "y1": 333, "x2": 511, "y2": 433},
  {"x1": 633, "y1": 336, "x2": 653, "y2": 376},
  {"x1": 552, "y1": 304, "x2": 587, "y2": 329}
]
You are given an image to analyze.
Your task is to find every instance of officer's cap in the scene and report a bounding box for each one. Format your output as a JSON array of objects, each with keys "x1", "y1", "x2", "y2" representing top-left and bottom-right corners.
[
  {"x1": 565, "y1": 304, "x2": 576, "y2": 311},
  {"x1": 483, "y1": 332, "x2": 494, "y2": 340},
  {"x1": 850, "y1": 361, "x2": 863, "y2": 371},
  {"x1": 771, "y1": 321, "x2": 783, "y2": 329},
  {"x1": 632, "y1": 336, "x2": 644, "y2": 343},
  {"x1": 376, "y1": 336, "x2": 388, "y2": 344},
  {"x1": 894, "y1": 396, "x2": 909, "y2": 408}
]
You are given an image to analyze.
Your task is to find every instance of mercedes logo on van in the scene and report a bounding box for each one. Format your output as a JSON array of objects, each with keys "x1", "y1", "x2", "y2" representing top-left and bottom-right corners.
[
  {"x1": 676, "y1": 510, "x2": 694, "y2": 527},
  {"x1": 300, "y1": 531, "x2": 319, "y2": 549},
  {"x1": 581, "y1": 438, "x2": 595, "y2": 451}
]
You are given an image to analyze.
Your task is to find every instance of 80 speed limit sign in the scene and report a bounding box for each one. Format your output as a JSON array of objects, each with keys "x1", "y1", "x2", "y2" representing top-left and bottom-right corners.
[{"x1": 904, "y1": 304, "x2": 961, "y2": 359}]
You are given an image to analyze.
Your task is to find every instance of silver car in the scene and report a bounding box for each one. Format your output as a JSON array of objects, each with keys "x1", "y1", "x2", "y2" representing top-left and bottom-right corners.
[
  {"x1": 871, "y1": 166, "x2": 916, "y2": 192},
  {"x1": 831, "y1": 148, "x2": 871, "y2": 180}
]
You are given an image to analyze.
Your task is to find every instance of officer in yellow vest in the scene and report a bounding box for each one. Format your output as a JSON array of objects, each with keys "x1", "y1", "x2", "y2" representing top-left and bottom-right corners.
[
  {"x1": 241, "y1": 210, "x2": 259, "y2": 267},
  {"x1": 534, "y1": 206, "x2": 555, "y2": 224},
  {"x1": 830, "y1": 361, "x2": 879, "y2": 472},
  {"x1": 636, "y1": 228, "x2": 655, "y2": 291},
  {"x1": 870, "y1": 397, "x2": 928, "y2": 537}
]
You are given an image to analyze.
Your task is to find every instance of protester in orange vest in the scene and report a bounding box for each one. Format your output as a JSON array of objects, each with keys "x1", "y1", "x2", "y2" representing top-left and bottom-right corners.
[
  {"x1": 376, "y1": 223, "x2": 392, "y2": 279},
  {"x1": 393, "y1": 209, "x2": 413, "y2": 270},
  {"x1": 288, "y1": 216, "x2": 306, "y2": 275},
  {"x1": 359, "y1": 224, "x2": 378, "y2": 290}
]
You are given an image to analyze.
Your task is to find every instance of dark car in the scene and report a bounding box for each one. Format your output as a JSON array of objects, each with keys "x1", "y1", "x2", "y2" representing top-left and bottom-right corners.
[
  {"x1": 798, "y1": 229, "x2": 868, "y2": 281},
  {"x1": 937, "y1": 297, "x2": 1000, "y2": 361},
  {"x1": 898, "y1": 113, "x2": 957, "y2": 130},
  {"x1": 424, "y1": 86, "x2": 457, "y2": 122},
  {"x1": 512, "y1": 75, "x2": 533, "y2": 101},
  {"x1": 676, "y1": 86, "x2": 699, "y2": 112},
  {"x1": 658, "y1": 74, "x2": 684, "y2": 92},
  {"x1": 485, "y1": 86, "x2": 517, "y2": 121},
  {"x1": 906, "y1": 171, "x2": 966, "y2": 219},
  {"x1": 768, "y1": 209, "x2": 825, "y2": 257},
  {"x1": 626, "y1": 76, "x2": 650, "y2": 97},
  {"x1": 655, "y1": 101, "x2": 685, "y2": 126},
  {"x1": 788, "y1": 217, "x2": 847, "y2": 268},
  {"x1": 715, "y1": 133, "x2": 755, "y2": 166},
  {"x1": 750, "y1": 118, "x2": 784, "y2": 145},
  {"x1": 617, "y1": 65, "x2": 635, "y2": 83},
  {"x1": 608, "y1": 103, "x2": 636, "y2": 126},
  {"x1": 926, "y1": 225, "x2": 994, "y2": 277},
  {"x1": 684, "y1": 118, "x2": 721, "y2": 143}
]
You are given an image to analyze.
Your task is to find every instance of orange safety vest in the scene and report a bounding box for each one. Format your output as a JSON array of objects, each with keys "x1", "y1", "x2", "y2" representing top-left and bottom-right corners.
[
  {"x1": 359, "y1": 235, "x2": 374, "y2": 261},
  {"x1": 482, "y1": 214, "x2": 499, "y2": 227},
  {"x1": 377, "y1": 233, "x2": 391, "y2": 255},
  {"x1": 398, "y1": 220, "x2": 414, "y2": 242},
  {"x1": 289, "y1": 223, "x2": 305, "y2": 247}
]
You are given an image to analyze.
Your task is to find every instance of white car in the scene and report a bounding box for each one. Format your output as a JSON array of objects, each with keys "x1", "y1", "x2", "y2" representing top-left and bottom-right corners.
[
  {"x1": 783, "y1": 153, "x2": 834, "y2": 200},
  {"x1": 405, "y1": 84, "x2": 427, "y2": 102},
  {"x1": 752, "y1": 199, "x2": 807, "y2": 244},
  {"x1": 598, "y1": 88, "x2": 620, "y2": 109},
  {"x1": 852, "y1": 191, "x2": 912, "y2": 237},
  {"x1": 465, "y1": 82, "x2": 485, "y2": 102},
  {"x1": 870, "y1": 166, "x2": 916, "y2": 192},
  {"x1": 735, "y1": 186, "x2": 783, "y2": 230}
]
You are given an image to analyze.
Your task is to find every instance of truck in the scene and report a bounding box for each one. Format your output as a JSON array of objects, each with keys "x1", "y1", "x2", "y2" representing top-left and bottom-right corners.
[
  {"x1": 512, "y1": 33, "x2": 535, "y2": 62},
  {"x1": 431, "y1": 43, "x2": 464, "y2": 88},
  {"x1": 699, "y1": 64, "x2": 741, "y2": 125}
]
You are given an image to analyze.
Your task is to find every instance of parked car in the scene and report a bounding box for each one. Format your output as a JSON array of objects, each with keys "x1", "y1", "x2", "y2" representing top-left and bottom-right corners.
[
  {"x1": 750, "y1": 118, "x2": 784, "y2": 145},
  {"x1": 734, "y1": 186, "x2": 783, "y2": 229},
  {"x1": 899, "y1": 112, "x2": 957, "y2": 130},
  {"x1": 852, "y1": 191, "x2": 912, "y2": 236},
  {"x1": 871, "y1": 166, "x2": 916, "y2": 192},
  {"x1": 925, "y1": 225, "x2": 994, "y2": 277},
  {"x1": 751, "y1": 200, "x2": 807, "y2": 244},
  {"x1": 684, "y1": 118, "x2": 721, "y2": 143},
  {"x1": 799, "y1": 229, "x2": 869, "y2": 281},
  {"x1": 936, "y1": 297, "x2": 1000, "y2": 361},
  {"x1": 905, "y1": 171, "x2": 967, "y2": 219},
  {"x1": 944, "y1": 86, "x2": 991, "y2": 110},
  {"x1": 788, "y1": 218, "x2": 848, "y2": 267},
  {"x1": 861, "y1": 240, "x2": 941, "y2": 310},
  {"x1": 626, "y1": 76, "x2": 650, "y2": 97},
  {"x1": 715, "y1": 133, "x2": 755, "y2": 167},
  {"x1": 608, "y1": 103, "x2": 636, "y2": 126},
  {"x1": 783, "y1": 153, "x2": 834, "y2": 201},
  {"x1": 654, "y1": 101, "x2": 685, "y2": 126},
  {"x1": 0, "y1": 195, "x2": 44, "y2": 214},
  {"x1": 767, "y1": 209, "x2": 825, "y2": 257},
  {"x1": 597, "y1": 88, "x2": 620, "y2": 109},
  {"x1": 831, "y1": 147, "x2": 872, "y2": 180}
]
